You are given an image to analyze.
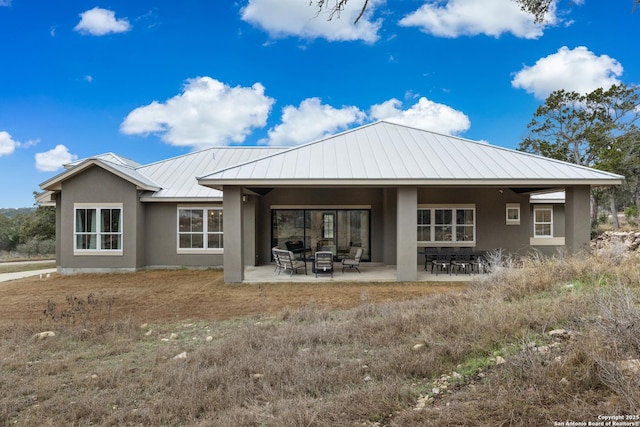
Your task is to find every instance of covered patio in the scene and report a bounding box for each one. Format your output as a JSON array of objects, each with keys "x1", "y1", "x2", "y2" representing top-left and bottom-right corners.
[{"x1": 243, "y1": 262, "x2": 480, "y2": 283}]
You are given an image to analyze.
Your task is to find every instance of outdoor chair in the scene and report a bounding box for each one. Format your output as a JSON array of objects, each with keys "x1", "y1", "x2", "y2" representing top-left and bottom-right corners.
[
  {"x1": 432, "y1": 253, "x2": 452, "y2": 275},
  {"x1": 342, "y1": 247, "x2": 363, "y2": 273},
  {"x1": 285, "y1": 240, "x2": 307, "y2": 260},
  {"x1": 272, "y1": 247, "x2": 284, "y2": 273},
  {"x1": 451, "y1": 253, "x2": 472, "y2": 275},
  {"x1": 273, "y1": 248, "x2": 307, "y2": 276},
  {"x1": 423, "y1": 247, "x2": 438, "y2": 272},
  {"x1": 314, "y1": 251, "x2": 334, "y2": 278},
  {"x1": 471, "y1": 251, "x2": 490, "y2": 274}
]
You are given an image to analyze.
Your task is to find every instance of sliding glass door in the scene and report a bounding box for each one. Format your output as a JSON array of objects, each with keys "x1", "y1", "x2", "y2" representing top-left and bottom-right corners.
[{"x1": 272, "y1": 209, "x2": 370, "y2": 261}]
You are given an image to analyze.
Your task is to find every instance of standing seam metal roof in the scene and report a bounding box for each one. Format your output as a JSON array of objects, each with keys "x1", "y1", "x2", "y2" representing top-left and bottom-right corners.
[{"x1": 198, "y1": 121, "x2": 624, "y2": 184}]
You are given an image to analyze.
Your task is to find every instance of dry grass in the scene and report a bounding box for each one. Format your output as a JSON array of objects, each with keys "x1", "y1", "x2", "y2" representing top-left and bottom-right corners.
[{"x1": 1, "y1": 252, "x2": 639, "y2": 426}]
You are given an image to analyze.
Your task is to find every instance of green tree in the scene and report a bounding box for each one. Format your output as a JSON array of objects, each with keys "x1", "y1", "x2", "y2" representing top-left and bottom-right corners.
[{"x1": 519, "y1": 84, "x2": 640, "y2": 228}]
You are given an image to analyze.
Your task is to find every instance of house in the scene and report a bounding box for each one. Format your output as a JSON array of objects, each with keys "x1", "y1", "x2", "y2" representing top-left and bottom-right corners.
[{"x1": 39, "y1": 121, "x2": 624, "y2": 282}]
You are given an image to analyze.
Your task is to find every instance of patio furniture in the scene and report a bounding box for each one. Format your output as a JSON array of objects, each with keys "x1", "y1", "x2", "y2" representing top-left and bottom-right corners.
[
  {"x1": 285, "y1": 240, "x2": 308, "y2": 260},
  {"x1": 423, "y1": 247, "x2": 438, "y2": 272},
  {"x1": 273, "y1": 248, "x2": 307, "y2": 276},
  {"x1": 471, "y1": 251, "x2": 489, "y2": 274},
  {"x1": 314, "y1": 251, "x2": 334, "y2": 277},
  {"x1": 451, "y1": 253, "x2": 472, "y2": 275},
  {"x1": 432, "y1": 253, "x2": 452, "y2": 275},
  {"x1": 342, "y1": 247, "x2": 363, "y2": 273},
  {"x1": 272, "y1": 247, "x2": 284, "y2": 273}
]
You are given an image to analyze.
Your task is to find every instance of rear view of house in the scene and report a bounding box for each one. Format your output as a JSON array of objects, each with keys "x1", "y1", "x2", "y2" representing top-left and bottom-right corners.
[{"x1": 39, "y1": 121, "x2": 624, "y2": 282}]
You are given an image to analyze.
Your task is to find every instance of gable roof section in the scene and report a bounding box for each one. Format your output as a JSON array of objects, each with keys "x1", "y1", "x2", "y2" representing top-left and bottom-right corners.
[
  {"x1": 40, "y1": 147, "x2": 286, "y2": 202},
  {"x1": 198, "y1": 121, "x2": 624, "y2": 188},
  {"x1": 40, "y1": 158, "x2": 162, "y2": 192}
]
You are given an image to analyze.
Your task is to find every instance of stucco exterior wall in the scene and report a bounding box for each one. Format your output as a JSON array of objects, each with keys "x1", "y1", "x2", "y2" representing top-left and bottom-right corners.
[
  {"x1": 58, "y1": 166, "x2": 142, "y2": 273},
  {"x1": 143, "y1": 202, "x2": 224, "y2": 269}
]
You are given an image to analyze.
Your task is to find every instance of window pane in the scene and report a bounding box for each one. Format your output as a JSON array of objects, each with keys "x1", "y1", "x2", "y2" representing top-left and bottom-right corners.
[
  {"x1": 208, "y1": 234, "x2": 223, "y2": 249},
  {"x1": 457, "y1": 209, "x2": 474, "y2": 225},
  {"x1": 435, "y1": 209, "x2": 452, "y2": 225},
  {"x1": 417, "y1": 226, "x2": 430, "y2": 241},
  {"x1": 535, "y1": 209, "x2": 551, "y2": 223},
  {"x1": 456, "y1": 225, "x2": 474, "y2": 241},
  {"x1": 101, "y1": 209, "x2": 121, "y2": 232},
  {"x1": 179, "y1": 209, "x2": 203, "y2": 233},
  {"x1": 101, "y1": 234, "x2": 121, "y2": 250},
  {"x1": 76, "y1": 234, "x2": 96, "y2": 250},
  {"x1": 417, "y1": 209, "x2": 431, "y2": 225},
  {"x1": 535, "y1": 224, "x2": 551, "y2": 236},
  {"x1": 434, "y1": 225, "x2": 452, "y2": 241},
  {"x1": 179, "y1": 234, "x2": 203, "y2": 249},
  {"x1": 208, "y1": 210, "x2": 223, "y2": 233},
  {"x1": 76, "y1": 208, "x2": 97, "y2": 232}
]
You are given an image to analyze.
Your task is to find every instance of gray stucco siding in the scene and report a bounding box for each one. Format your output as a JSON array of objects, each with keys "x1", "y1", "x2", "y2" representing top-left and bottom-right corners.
[
  {"x1": 144, "y1": 202, "x2": 224, "y2": 269},
  {"x1": 57, "y1": 166, "x2": 142, "y2": 272}
]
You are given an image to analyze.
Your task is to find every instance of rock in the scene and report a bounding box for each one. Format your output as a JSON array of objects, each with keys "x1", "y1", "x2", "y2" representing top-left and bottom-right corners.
[
  {"x1": 140, "y1": 323, "x2": 148, "y2": 329},
  {"x1": 252, "y1": 373, "x2": 264, "y2": 380},
  {"x1": 91, "y1": 374, "x2": 99, "y2": 380},
  {"x1": 412, "y1": 343, "x2": 426, "y2": 352},
  {"x1": 169, "y1": 333, "x2": 178, "y2": 340},
  {"x1": 145, "y1": 329, "x2": 153, "y2": 336},
  {"x1": 33, "y1": 331, "x2": 55, "y2": 339},
  {"x1": 495, "y1": 356, "x2": 506, "y2": 365},
  {"x1": 364, "y1": 375, "x2": 373, "y2": 382},
  {"x1": 548, "y1": 329, "x2": 570, "y2": 339},
  {"x1": 173, "y1": 352, "x2": 187, "y2": 360},
  {"x1": 615, "y1": 359, "x2": 640, "y2": 376},
  {"x1": 205, "y1": 336, "x2": 213, "y2": 342}
]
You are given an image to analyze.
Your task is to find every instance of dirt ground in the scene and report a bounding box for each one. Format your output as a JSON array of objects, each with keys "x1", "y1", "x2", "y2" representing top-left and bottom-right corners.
[{"x1": 0, "y1": 269, "x2": 467, "y2": 324}]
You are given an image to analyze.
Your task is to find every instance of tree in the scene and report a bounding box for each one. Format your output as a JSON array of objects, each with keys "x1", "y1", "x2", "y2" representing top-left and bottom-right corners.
[
  {"x1": 312, "y1": 0, "x2": 640, "y2": 24},
  {"x1": 519, "y1": 84, "x2": 640, "y2": 228}
]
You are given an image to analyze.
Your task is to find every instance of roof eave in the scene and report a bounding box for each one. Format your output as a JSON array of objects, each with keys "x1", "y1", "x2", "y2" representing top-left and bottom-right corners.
[
  {"x1": 40, "y1": 159, "x2": 161, "y2": 192},
  {"x1": 197, "y1": 177, "x2": 625, "y2": 189}
]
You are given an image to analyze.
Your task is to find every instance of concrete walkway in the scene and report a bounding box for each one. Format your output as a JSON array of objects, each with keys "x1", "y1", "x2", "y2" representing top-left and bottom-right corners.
[
  {"x1": 0, "y1": 268, "x2": 57, "y2": 283},
  {"x1": 0, "y1": 260, "x2": 57, "y2": 283}
]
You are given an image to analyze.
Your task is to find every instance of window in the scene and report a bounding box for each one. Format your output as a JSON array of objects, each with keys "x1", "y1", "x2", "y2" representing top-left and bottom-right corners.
[
  {"x1": 506, "y1": 203, "x2": 520, "y2": 225},
  {"x1": 322, "y1": 213, "x2": 335, "y2": 239},
  {"x1": 418, "y1": 205, "x2": 475, "y2": 245},
  {"x1": 74, "y1": 205, "x2": 122, "y2": 253},
  {"x1": 533, "y1": 206, "x2": 553, "y2": 237},
  {"x1": 178, "y1": 207, "x2": 223, "y2": 251}
]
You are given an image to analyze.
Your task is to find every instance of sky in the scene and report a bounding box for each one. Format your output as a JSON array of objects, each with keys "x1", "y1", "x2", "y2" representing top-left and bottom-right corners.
[{"x1": 0, "y1": 0, "x2": 638, "y2": 208}]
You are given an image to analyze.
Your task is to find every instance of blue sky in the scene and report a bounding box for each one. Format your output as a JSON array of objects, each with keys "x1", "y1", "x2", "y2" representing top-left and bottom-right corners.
[{"x1": 0, "y1": 0, "x2": 638, "y2": 208}]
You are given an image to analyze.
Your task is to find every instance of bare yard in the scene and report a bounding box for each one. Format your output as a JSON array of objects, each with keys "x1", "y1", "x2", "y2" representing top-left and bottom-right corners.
[{"x1": 0, "y1": 269, "x2": 466, "y2": 323}]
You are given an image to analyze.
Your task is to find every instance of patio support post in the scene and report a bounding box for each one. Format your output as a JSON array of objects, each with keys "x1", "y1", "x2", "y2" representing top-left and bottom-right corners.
[
  {"x1": 223, "y1": 186, "x2": 244, "y2": 283},
  {"x1": 396, "y1": 187, "x2": 418, "y2": 281},
  {"x1": 565, "y1": 186, "x2": 591, "y2": 254}
]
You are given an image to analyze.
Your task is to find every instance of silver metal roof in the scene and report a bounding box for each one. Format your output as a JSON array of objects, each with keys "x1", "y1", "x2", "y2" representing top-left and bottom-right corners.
[
  {"x1": 138, "y1": 147, "x2": 284, "y2": 200},
  {"x1": 198, "y1": 121, "x2": 624, "y2": 187}
]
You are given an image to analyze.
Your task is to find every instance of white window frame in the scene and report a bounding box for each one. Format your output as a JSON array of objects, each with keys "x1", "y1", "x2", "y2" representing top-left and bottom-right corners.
[
  {"x1": 417, "y1": 204, "x2": 476, "y2": 247},
  {"x1": 73, "y1": 203, "x2": 123, "y2": 256},
  {"x1": 177, "y1": 207, "x2": 224, "y2": 254},
  {"x1": 506, "y1": 203, "x2": 521, "y2": 225},
  {"x1": 533, "y1": 205, "x2": 553, "y2": 237}
]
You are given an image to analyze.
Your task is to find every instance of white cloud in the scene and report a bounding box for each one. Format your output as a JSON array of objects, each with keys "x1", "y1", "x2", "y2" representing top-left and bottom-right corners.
[
  {"x1": 399, "y1": 0, "x2": 556, "y2": 39},
  {"x1": 369, "y1": 97, "x2": 470, "y2": 135},
  {"x1": 35, "y1": 145, "x2": 78, "y2": 172},
  {"x1": 120, "y1": 76, "x2": 275, "y2": 148},
  {"x1": 0, "y1": 0, "x2": 11, "y2": 6},
  {"x1": 74, "y1": 7, "x2": 131, "y2": 36},
  {"x1": 0, "y1": 131, "x2": 18, "y2": 156},
  {"x1": 263, "y1": 98, "x2": 366, "y2": 146},
  {"x1": 511, "y1": 46, "x2": 623, "y2": 99},
  {"x1": 241, "y1": 0, "x2": 382, "y2": 43}
]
